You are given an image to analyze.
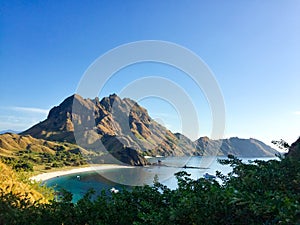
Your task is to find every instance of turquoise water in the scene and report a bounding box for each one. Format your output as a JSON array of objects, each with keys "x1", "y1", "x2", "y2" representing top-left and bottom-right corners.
[{"x1": 45, "y1": 156, "x2": 276, "y2": 202}]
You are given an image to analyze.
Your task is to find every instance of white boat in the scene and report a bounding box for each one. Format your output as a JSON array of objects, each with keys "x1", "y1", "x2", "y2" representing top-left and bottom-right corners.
[{"x1": 110, "y1": 187, "x2": 119, "y2": 193}]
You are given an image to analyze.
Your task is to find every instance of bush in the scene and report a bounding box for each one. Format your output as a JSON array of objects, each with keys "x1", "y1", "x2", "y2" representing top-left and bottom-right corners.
[
  {"x1": 51, "y1": 162, "x2": 64, "y2": 168},
  {"x1": 13, "y1": 161, "x2": 33, "y2": 172}
]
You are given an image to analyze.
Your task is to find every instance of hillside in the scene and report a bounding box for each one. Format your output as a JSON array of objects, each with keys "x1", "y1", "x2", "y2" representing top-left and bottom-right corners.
[
  {"x1": 0, "y1": 133, "x2": 84, "y2": 156},
  {"x1": 0, "y1": 133, "x2": 87, "y2": 171},
  {"x1": 195, "y1": 136, "x2": 278, "y2": 157},
  {"x1": 0, "y1": 161, "x2": 50, "y2": 203}
]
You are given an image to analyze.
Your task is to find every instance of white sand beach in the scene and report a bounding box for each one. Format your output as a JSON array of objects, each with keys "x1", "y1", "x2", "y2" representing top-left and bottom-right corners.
[{"x1": 30, "y1": 164, "x2": 133, "y2": 182}]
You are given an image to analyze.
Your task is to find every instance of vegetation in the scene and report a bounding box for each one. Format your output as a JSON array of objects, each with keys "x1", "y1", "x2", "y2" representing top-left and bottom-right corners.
[
  {"x1": 0, "y1": 154, "x2": 299, "y2": 225},
  {"x1": 272, "y1": 139, "x2": 290, "y2": 151},
  {"x1": 0, "y1": 133, "x2": 89, "y2": 175},
  {"x1": 1, "y1": 149, "x2": 87, "y2": 172}
]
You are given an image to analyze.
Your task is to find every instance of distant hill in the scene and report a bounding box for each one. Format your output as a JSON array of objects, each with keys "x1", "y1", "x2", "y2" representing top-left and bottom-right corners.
[
  {"x1": 0, "y1": 129, "x2": 21, "y2": 134},
  {"x1": 20, "y1": 94, "x2": 279, "y2": 165},
  {"x1": 195, "y1": 136, "x2": 278, "y2": 157}
]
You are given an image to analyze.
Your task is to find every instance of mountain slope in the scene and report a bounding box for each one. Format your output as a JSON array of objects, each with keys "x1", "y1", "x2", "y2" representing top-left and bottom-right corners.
[
  {"x1": 0, "y1": 162, "x2": 51, "y2": 203},
  {"x1": 195, "y1": 137, "x2": 278, "y2": 157},
  {"x1": 0, "y1": 133, "x2": 84, "y2": 156},
  {"x1": 0, "y1": 133, "x2": 88, "y2": 171}
]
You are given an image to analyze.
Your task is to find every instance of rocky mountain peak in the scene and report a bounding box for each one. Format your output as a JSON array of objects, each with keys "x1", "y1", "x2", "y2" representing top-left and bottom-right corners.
[
  {"x1": 100, "y1": 93, "x2": 122, "y2": 111},
  {"x1": 199, "y1": 136, "x2": 210, "y2": 142}
]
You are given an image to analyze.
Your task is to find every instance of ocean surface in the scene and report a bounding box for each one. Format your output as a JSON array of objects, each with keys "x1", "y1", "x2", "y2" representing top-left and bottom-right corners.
[{"x1": 45, "y1": 156, "x2": 277, "y2": 202}]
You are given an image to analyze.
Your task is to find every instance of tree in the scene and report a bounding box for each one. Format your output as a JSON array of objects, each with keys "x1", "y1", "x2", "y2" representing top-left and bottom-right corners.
[{"x1": 271, "y1": 139, "x2": 290, "y2": 151}]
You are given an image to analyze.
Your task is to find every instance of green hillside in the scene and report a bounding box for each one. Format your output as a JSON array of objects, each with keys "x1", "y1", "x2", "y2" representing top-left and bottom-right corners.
[{"x1": 0, "y1": 133, "x2": 87, "y2": 173}]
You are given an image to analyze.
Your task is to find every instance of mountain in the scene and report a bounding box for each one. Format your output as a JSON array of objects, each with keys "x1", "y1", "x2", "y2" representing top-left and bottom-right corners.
[
  {"x1": 22, "y1": 94, "x2": 199, "y2": 165},
  {"x1": 21, "y1": 94, "x2": 279, "y2": 165},
  {"x1": 195, "y1": 136, "x2": 278, "y2": 157}
]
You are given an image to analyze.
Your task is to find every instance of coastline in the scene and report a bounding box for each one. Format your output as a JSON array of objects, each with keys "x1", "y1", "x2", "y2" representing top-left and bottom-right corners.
[{"x1": 30, "y1": 164, "x2": 134, "y2": 182}]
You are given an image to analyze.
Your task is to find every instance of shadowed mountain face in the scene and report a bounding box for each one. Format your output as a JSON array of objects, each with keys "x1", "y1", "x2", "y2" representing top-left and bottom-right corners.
[{"x1": 21, "y1": 94, "x2": 279, "y2": 165}]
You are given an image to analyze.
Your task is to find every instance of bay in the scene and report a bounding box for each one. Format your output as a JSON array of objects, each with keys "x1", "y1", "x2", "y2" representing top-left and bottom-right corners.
[{"x1": 45, "y1": 156, "x2": 277, "y2": 202}]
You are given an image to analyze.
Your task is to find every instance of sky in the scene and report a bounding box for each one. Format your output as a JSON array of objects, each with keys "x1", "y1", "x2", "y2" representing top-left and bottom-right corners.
[{"x1": 0, "y1": 0, "x2": 300, "y2": 146}]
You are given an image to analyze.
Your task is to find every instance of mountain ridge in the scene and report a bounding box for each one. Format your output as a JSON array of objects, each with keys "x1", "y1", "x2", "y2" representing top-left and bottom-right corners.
[
  {"x1": 195, "y1": 136, "x2": 278, "y2": 157},
  {"x1": 20, "y1": 93, "x2": 279, "y2": 165}
]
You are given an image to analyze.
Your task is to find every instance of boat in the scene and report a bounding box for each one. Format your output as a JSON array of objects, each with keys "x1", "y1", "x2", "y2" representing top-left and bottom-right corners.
[{"x1": 110, "y1": 187, "x2": 119, "y2": 193}]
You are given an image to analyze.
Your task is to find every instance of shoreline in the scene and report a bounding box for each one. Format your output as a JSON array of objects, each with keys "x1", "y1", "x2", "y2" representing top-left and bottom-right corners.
[
  {"x1": 30, "y1": 156, "x2": 276, "y2": 182},
  {"x1": 30, "y1": 164, "x2": 134, "y2": 182}
]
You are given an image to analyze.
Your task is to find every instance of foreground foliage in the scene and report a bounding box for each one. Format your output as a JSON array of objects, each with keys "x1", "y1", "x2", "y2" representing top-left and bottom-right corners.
[{"x1": 0, "y1": 156, "x2": 299, "y2": 225}]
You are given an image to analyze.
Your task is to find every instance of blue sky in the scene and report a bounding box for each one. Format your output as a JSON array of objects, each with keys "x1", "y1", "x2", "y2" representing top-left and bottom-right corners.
[{"x1": 0, "y1": 0, "x2": 299, "y2": 145}]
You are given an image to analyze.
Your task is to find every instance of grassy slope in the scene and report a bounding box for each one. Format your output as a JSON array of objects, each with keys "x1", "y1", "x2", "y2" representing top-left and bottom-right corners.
[
  {"x1": 0, "y1": 162, "x2": 52, "y2": 203},
  {"x1": 0, "y1": 133, "x2": 82, "y2": 156},
  {"x1": 0, "y1": 133, "x2": 90, "y2": 203},
  {"x1": 0, "y1": 133, "x2": 89, "y2": 173}
]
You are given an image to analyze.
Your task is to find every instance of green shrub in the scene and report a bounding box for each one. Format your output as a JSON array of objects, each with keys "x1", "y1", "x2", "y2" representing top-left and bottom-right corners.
[
  {"x1": 0, "y1": 155, "x2": 299, "y2": 225},
  {"x1": 13, "y1": 161, "x2": 33, "y2": 172}
]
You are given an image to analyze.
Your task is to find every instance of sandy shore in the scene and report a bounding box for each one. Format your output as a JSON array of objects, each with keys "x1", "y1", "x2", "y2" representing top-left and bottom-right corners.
[{"x1": 30, "y1": 164, "x2": 133, "y2": 182}]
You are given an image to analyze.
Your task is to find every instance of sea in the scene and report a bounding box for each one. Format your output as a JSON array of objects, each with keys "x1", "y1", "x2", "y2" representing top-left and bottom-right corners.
[{"x1": 45, "y1": 156, "x2": 277, "y2": 202}]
